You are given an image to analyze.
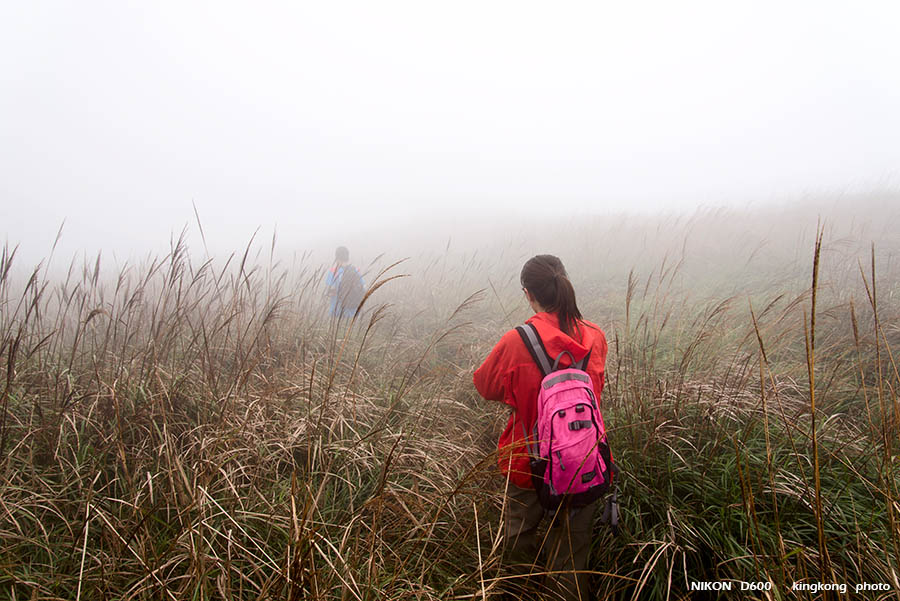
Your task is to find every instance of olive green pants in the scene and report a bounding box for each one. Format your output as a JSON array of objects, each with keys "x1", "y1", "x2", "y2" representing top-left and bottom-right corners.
[{"x1": 502, "y1": 484, "x2": 597, "y2": 601}]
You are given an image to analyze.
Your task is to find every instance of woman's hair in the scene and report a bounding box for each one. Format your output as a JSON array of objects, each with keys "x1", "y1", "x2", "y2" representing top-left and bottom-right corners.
[
  {"x1": 520, "y1": 254, "x2": 583, "y2": 338},
  {"x1": 335, "y1": 246, "x2": 349, "y2": 262}
]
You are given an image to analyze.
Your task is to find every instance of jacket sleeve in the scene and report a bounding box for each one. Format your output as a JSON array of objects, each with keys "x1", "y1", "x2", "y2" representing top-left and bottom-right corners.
[
  {"x1": 590, "y1": 330, "x2": 608, "y2": 403},
  {"x1": 473, "y1": 330, "x2": 519, "y2": 403}
]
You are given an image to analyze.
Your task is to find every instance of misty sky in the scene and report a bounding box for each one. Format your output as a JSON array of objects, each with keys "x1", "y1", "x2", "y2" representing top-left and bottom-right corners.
[{"x1": 2, "y1": 1, "x2": 899, "y2": 264}]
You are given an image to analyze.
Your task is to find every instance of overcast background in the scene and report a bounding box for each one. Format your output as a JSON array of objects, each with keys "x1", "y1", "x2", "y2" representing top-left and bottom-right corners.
[{"x1": 2, "y1": 1, "x2": 899, "y2": 266}]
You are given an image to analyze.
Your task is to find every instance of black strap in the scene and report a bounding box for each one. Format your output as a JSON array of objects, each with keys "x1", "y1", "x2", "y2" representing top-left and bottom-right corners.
[
  {"x1": 600, "y1": 487, "x2": 619, "y2": 535},
  {"x1": 516, "y1": 324, "x2": 553, "y2": 377},
  {"x1": 576, "y1": 349, "x2": 591, "y2": 371},
  {"x1": 516, "y1": 323, "x2": 592, "y2": 375},
  {"x1": 552, "y1": 350, "x2": 577, "y2": 371},
  {"x1": 552, "y1": 349, "x2": 591, "y2": 371}
]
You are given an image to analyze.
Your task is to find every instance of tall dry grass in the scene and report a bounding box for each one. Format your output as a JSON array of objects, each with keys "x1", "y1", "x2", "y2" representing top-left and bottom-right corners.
[{"x1": 1, "y1": 198, "x2": 899, "y2": 600}]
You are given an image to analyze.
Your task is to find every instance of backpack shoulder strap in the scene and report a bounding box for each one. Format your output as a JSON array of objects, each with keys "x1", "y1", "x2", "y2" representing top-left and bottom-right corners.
[
  {"x1": 575, "y1": 349, "x2": 592, "y2": 371},
  {"x1": 515, "y1": 323, "x2": 553, "y2": 377}
]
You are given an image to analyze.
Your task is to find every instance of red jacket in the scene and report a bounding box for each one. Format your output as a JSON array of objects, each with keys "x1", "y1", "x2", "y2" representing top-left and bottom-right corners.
[{"x1": 473, "y1": 312, "x2": 608, "y2": 489}]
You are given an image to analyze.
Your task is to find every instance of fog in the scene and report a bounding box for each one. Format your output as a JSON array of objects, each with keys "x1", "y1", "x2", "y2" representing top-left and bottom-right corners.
[{"x1": 2, "y1": 1, "x2": 899, "y2": 267}]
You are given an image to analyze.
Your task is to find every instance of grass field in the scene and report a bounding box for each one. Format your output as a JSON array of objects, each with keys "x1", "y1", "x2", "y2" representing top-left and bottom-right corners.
[{"x1": 1, "y1": 198, "x2": 899, "y2": 600}]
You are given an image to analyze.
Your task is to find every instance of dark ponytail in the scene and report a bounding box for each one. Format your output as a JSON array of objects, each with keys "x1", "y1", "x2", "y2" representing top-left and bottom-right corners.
[{"x1": 520, "y1": 255, "x2": 583, "y2": 338}]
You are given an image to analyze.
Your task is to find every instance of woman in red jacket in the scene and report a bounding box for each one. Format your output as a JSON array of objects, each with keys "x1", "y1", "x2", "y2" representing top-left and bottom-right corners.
[{"x1": 473, "y1": 255, "x2": 608, "y2": 601}]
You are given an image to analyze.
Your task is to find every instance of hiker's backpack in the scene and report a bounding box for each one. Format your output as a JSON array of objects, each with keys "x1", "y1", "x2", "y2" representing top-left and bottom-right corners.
[
  {"x1": 336, "y1": 265, "x2": 365, "y2": 315},
  {"x1": 516, "y1": 323, "x2": 615, "y2": 511}
]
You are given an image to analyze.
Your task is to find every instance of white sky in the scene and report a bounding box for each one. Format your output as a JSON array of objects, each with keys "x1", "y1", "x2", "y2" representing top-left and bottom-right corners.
[{"x1": 2, "y1": 1, "x2": 899, "y2": 265}]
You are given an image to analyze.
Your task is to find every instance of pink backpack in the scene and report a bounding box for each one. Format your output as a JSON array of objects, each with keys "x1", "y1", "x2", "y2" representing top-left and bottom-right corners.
[{"x1": 516, "y1": 323, "x2": 615, "y2": 510}]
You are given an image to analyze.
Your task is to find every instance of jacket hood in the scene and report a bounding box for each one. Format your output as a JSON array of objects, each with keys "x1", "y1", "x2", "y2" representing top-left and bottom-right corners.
[{"x1": 525, "y1": 312, "x2": 594, "y2": 361}]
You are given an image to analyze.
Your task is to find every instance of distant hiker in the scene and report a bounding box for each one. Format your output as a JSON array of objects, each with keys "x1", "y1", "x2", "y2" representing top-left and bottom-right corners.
[
  {"x1": 473, "y1": 255, "x2": 611, "y2": 601},
  {"x1": 326, "y1": 246, "x2": 365, "y2": 319}
]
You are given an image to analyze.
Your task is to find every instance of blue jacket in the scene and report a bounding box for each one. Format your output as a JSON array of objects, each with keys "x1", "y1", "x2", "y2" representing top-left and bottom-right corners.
[{"x1": 326, "y1": 265, "x2": 365, "y2": 318}]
